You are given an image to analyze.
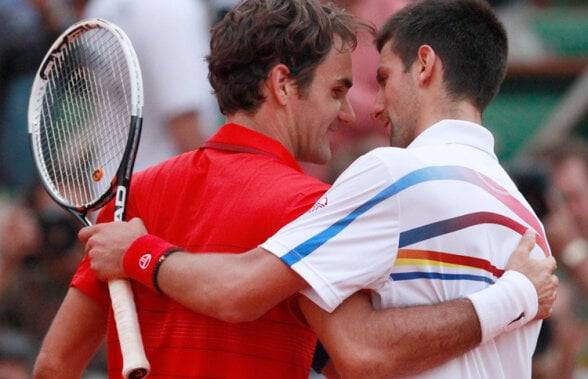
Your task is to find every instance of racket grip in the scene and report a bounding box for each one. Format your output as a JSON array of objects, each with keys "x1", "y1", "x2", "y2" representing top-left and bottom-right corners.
[{"x1": 108, "y1": 279, "x2": 151, "y2": 379}]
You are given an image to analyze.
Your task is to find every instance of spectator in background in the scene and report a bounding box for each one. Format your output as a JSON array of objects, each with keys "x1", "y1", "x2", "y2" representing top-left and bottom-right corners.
[
  {"x1": 510, "y1": 154, "x2": 588, "y2": 379},
  {"x1": 0, "y1": 191, "x2": 41, "y2": 297},
  {"x1": 0, "y1": 0, "x2": 69, "y2": 193},
  {"x1": 537, "y1": 139, "x2": 588, "y2": 295},
  {"x1": 72, "y1": 0, "x2": 220, "y2": 171},
  {"x1": 0, "y1": 183, "x2": 82, "y2": 345},
  {"x1": 526, "y1": 139, "x2": 588, "y2": 378},
  {"x1": 208, "y1": 0, "x2": 238, "y2": 23},
  {"x1": 0, "y1": 328, "x2": 35, "y2": 379},
  {"x1": 0, "y1": 184, "x2": 99, "y2": 376}
]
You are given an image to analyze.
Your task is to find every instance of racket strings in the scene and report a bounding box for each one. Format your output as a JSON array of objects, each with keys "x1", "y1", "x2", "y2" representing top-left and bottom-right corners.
[{"x1": 36, "y1": 28, "x2": 132, "y2": 207}]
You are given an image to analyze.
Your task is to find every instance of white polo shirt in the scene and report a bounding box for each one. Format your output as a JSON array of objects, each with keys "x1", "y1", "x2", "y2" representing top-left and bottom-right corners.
[{"x1": 261, "y1": 120, "x2": 550, "y2": 378}]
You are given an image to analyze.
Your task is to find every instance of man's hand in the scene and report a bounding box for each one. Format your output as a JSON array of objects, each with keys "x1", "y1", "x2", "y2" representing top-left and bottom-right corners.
[
  {"x1": 506, "y1": 229, "x2": 558, "y2": 320},
  {"x1": 79, "y1": 218, "x2": 148, "y2": 281}
]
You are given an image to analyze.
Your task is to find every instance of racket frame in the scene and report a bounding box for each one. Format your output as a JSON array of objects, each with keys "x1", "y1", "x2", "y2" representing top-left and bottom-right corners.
[
  {"x1": 27, "y1": 18, "x2": 149, "y2": 379},
  {"x1": 28, "y1": 18, "x2": 144, "y2": 226}
]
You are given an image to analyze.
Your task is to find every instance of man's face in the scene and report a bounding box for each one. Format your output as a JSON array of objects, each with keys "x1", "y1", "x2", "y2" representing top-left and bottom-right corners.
[
  {"x1": 290, "y1": 39, "x2": 355, "y2": 164},
  {"x1": 552, "y1": 156, "x2": 588, "y2": 237},
  {"x1": 373, "y1": 41, "x2": 419, "y2": 148}
]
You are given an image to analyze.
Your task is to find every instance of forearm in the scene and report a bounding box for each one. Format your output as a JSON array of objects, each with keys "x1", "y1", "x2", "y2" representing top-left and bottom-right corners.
[
  {"x1": 365, "y1": 299, "x2": 480, "y2": 376},
  {"x1": 124, "y1": 236, "x2": 308, "y2": 322},
  {"x1": 301, "y1": 294, "x2": 479, "y2": 378},
  {"x1": 157, "y1": 251, "x2": 284, "y2": 322},
  {"x1": 301, "y1": 271, "x2": 539, "y2": 377}
]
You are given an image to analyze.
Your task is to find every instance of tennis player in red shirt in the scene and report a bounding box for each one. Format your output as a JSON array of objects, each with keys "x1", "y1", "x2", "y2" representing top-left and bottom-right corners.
[{"x1": 35, "y1": 1, "x2": 370, "y2": 377}]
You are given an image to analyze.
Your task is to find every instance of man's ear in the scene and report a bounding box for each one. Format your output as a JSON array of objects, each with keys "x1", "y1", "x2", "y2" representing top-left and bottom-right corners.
[
  {"x1": 415, "y1": 44, "x2": 437, "y2": 86},
  {"x1": 267, "y1": 64, "x2": 293, "y2": 106}
]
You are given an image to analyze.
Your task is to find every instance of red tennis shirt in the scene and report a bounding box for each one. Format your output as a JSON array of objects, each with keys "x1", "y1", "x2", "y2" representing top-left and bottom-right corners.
[{"x1": 72, "y1": 123, "x2": 330, "y2": 378}]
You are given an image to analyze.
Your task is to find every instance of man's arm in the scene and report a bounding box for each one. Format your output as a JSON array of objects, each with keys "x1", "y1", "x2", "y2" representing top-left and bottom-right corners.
[
  {"x1": 297, "y1": 231, "x2": 558, "y2": 378},
  {"x1": 157, "y1": 247, "x2": 308, "y2": 322},
  {"x1": 82, "y1": 219, "x2": 556, "y2": 323},
  {"x1": 301, "y1": 293, "x2": 480, "y2": 378},
  {"x1": 81, "y1": 219, "x2": 307, "y2": 322},
  {"x1": 82, "y1": 221, "x2": 557, "y2": 376},
  {"x1": 33, "y1": 288, "x2": 107, "y2": 379}
]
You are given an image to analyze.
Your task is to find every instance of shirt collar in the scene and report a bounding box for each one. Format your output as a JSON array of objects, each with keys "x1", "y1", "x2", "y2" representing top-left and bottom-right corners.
[
  {"x1": 205, "y1": 123, "x2": 304, "y2": 172},
  {"x1": 407, "y1": 120, "x2": 497, "y2": 160}
]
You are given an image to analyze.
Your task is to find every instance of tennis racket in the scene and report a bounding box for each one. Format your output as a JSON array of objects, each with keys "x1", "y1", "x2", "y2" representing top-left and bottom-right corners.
[{"x1": 27, "y1": 18, "x2": 149, "y2": 378}]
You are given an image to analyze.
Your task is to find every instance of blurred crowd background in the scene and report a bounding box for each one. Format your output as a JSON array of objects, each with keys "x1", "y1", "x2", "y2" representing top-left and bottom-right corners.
[{"x1": 0, "y1": 0, "x2": 587, "y2": 378}]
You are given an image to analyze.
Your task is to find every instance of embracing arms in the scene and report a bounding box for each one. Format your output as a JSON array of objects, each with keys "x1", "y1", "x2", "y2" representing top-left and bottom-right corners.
[
  {"x1": 80, "y1": 219, "x2": 557, "y2": 376},
  {"x1": 297, "y1": 231, "x2": 557, "y2": 377}
]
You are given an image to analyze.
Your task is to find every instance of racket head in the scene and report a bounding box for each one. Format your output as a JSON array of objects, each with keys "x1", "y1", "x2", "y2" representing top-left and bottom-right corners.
[{"x1": 28, "y1": 18, "x2": 143, "y2": 224}]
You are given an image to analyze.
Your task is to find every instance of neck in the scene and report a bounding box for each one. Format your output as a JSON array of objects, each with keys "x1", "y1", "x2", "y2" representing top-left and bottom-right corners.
[
  {"x1": 226, "y1": 111, "x2": 296, "y2": 156},
  {"x1": 416, "y1": 98, "x2": 482, "y2": 137}
]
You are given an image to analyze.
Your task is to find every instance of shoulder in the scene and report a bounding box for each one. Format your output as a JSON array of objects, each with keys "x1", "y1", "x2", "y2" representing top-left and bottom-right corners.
[
  {"x1": 126, "y1": 153, "x2": 194, "y2": 199},
  {"x1": 340, "y1": 147, "x2": 419, "y2": 178},
  {"x1": 368, "y1": 146, "x2": 420, "y2": 162},
  {"x1": 251, "y1": 160, "x2": 330, "y2": 202}
]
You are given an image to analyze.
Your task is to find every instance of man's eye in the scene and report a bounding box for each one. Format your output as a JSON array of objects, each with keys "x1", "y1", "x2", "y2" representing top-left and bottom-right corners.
[{"x1": 332, "y1": 89, "x2": 344, "y2": 98}]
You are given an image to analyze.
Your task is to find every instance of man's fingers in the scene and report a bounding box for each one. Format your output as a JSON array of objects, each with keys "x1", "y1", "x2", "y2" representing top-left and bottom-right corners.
[
  {"x1": 547, "y1": 256, "x2": 557, "y2": 273},
  {"x1": 536, "y1": 273, "x2": 560, "y2": 320},
  {"x1": 129, "y1": 217, "x2": 143, "y2": 226},
  {"x1": 78, "y1": 225, "x2": 97, "y2": 244},
  {"x1": 515, "y1": 229, "x2": 536, "y2": 256},
  {"x1": 553, "y1": 273, "x2": 559, "y2": 287}
]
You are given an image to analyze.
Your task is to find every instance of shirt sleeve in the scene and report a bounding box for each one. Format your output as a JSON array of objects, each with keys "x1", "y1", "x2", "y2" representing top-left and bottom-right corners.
[
  {"x1": 69, "y1": 201, "x2": 115, "y2": 309},
  {"x1": 71, "y1": 254, "x2": 111, "y2": 309},
  {"x1": 261, "y1": 151, "x2": 400, "y2": 312}
]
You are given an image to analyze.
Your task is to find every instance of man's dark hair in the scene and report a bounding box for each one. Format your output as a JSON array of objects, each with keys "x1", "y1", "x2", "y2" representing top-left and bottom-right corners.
[
  {"x1": 375, "y1": 0, "x2": 508, "y2": 111},
  {"x1": 208, "y1": 0, "x2": 374, "y2": 115}
]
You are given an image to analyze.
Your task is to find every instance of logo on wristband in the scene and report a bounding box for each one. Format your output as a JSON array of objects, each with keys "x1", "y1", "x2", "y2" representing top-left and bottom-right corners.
[{"x1": 139, "y1": 253, "x2": 152, "y2": 270}]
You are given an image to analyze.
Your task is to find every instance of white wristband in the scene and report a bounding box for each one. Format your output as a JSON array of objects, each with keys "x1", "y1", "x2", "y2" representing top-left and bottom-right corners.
[{"x1": 466, "y1": 270, "x2": 538, "y2": 344}]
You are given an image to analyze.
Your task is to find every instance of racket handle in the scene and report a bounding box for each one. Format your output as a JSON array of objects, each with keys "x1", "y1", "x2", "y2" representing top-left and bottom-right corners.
[{"x1": 108, "y1": 279, "x2": 151, "y2": 379}]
